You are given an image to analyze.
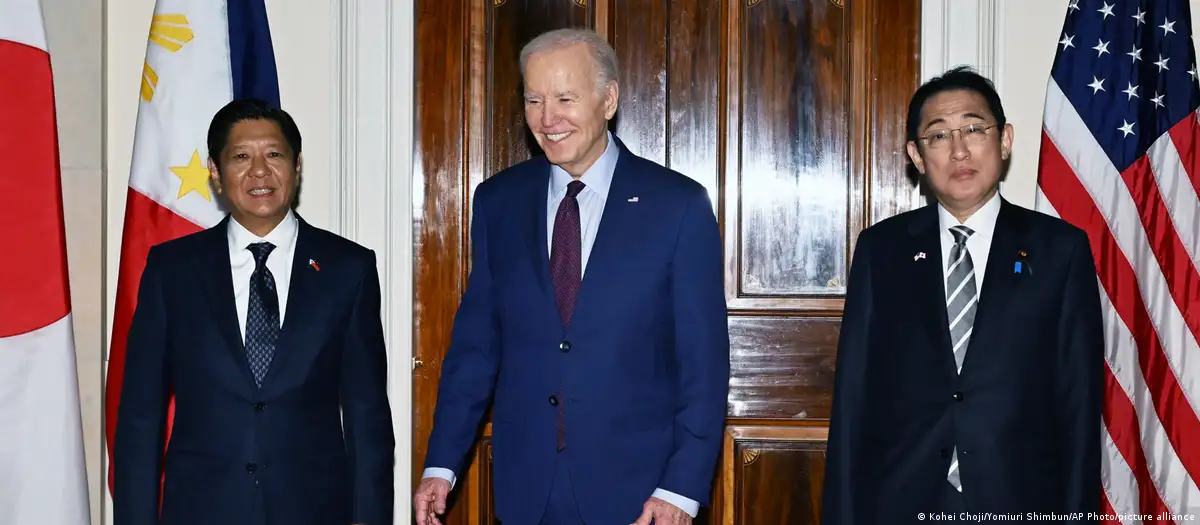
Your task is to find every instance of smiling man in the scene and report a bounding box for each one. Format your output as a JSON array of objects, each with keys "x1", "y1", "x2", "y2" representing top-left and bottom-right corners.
[
  {"x1": 413, "y1": 28, "x2": 730, "y2": 525},
  {"x1": 820, "y1": 66, "x2": 1104, "y2": 523},
  {"x1": 113, "y1": 98, "x2": 394, "y2": 525}
]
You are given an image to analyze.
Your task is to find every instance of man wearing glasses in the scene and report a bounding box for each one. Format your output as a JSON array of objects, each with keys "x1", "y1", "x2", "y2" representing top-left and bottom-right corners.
[{"x1": 821, "y1": 66, "x2": 1104, "y2": 522}]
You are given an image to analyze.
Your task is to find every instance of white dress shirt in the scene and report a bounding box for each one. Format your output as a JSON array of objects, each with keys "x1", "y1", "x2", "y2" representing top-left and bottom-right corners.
[
  {"x1": 423, "y1": 132, "x2": 701, "y2": 517},
  {"x1": 227, "y1": 210, "x2": 299, "y2": 338},
  {"x1": 937, "y1": 192, "x2": 1001, "y2": 296}
]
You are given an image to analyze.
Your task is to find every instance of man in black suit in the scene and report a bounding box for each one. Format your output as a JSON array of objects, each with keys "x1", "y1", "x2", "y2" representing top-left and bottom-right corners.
[
  {"x1": 821, "y1": 67, "x2": 1104, "y2": 523},
  {"x1": 114, "y1": 99, "x2": 395, "y2": 525}
]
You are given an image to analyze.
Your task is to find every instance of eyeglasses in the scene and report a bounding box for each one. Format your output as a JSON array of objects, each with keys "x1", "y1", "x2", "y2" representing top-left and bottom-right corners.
[{"x1": 919, "y1": 123, "x2": 998, "y2": 148}]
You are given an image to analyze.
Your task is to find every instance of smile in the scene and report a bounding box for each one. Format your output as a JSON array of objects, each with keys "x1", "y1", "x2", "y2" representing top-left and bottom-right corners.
[
  {"x1": 248, "y1": 188, "x2": 275, "y2": 196},
  {"x1": 545, "y1": 132, "x2": 571, "y2": 142}
]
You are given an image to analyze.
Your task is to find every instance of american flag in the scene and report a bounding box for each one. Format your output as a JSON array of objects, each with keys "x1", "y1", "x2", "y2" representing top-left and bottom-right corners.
[{"x1": 1035, "y1": 0, "x2": 1200, "y2": 522}]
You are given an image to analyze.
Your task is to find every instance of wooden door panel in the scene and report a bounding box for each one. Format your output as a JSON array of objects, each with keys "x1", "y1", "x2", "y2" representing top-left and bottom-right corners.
[
  {"x1": 607, "y1": 0, "x2": 723, "y2": 199},
  {"x1": 728, "y1": 317, "x2": 839, "y2": 419},
  {"x1": 723, "y1": 425, "x2": 829, "y2": 525},
  {"x1": 734, "y1": 0, "x2": 850, "y2": 298}
]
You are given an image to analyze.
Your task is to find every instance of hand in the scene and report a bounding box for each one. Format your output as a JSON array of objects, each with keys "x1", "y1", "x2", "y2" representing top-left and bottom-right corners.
[
  {"x1": 413, "y1": 477, "x2": 452, "y2": 525},
  {"x1": 631, "y1": 496, "x2": 692, "y2": 525}
]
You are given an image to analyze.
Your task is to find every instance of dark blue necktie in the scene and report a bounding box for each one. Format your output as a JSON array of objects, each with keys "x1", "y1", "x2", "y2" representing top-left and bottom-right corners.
[
  {"x1": 550, "y1": 180, "x2": 585, "y2": 451},
  {"x1": 245, "y1": 242, "x2": 279, "y2": 387}
]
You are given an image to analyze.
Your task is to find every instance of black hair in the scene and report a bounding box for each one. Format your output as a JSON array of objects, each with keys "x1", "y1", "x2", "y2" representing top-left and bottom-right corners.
[
  {"x1": 906, "y1": 65, "x2": 1007, "y2": 145},
  {"x1": 205, "y1": 98, "x2": 302, "y2": 170}
]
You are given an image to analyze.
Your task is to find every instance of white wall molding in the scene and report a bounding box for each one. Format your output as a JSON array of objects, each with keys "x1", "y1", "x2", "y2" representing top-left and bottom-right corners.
[
  {"x1": 921, "y1": 0, "x2": 1006, "y2": 87},
  {"x1": 330, "y1": 0, "x2": 415, "y2": 522}
]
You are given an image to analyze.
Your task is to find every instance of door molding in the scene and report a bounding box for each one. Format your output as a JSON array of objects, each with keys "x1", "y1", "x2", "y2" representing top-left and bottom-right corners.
[{"x1": 329, "y1": 0, "x2": 416, "y2": 522}]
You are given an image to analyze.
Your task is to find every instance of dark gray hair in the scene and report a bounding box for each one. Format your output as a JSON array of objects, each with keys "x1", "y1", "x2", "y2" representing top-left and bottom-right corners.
[{"x1": 519, "y1": 28, "x2": 619, "y2": 92}]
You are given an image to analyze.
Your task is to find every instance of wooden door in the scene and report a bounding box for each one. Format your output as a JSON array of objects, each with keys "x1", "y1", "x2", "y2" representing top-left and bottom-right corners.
[{"x1": 412, "y1": 1, "x2": 921, "y2": 523}]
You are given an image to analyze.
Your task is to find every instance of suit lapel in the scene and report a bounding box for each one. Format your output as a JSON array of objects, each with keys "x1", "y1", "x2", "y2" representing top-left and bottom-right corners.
[
  {"x1": 569, "y1": 149, "x2": 639, "y2": 333},
  {"x1": 907, "y1": 205, "x2": 957, "y2": 377},
  {"x1": 521, "y1": 158, "x2": 562, "y2": 328},
  {"x1": 196, "y1": 216, "x2": 258, "y2": 388},
  {"x1": 261, "y1": 218, "x2": 323, "y2": 389},
  {"x1": 959, "y1": 199, "x2": 1024, "y2": 374}
]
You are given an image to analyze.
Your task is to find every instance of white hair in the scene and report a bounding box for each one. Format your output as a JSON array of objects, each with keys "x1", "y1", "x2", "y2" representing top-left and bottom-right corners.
[{"x1": 519, "y1": 28, "x2": 619, "y2": 92}]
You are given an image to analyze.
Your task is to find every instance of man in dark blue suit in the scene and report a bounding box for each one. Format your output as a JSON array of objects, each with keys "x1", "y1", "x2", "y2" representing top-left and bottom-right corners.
[
  {"x1": 821, "y1": 67, "x2": 1104, "y2": 523},
  {"x1": 413, "y1": 28, "x2": 730, "y2": 525},
  {"x1": 113, "y1": 99, "x2": 395, "y2": 525}
]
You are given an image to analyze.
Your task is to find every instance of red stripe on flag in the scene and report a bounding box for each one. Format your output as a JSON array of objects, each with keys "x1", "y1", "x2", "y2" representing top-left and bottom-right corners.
[
  {"x1": 1039, "y1": 131, "x2": 1188, "y2": 518},
  {"x1": 1119, "y1": 153, "x2": 1200, "y2": 343},
  {"x1": 1167, "y1": 113, "x2": 1200, "y2": 204},
  {"x1": 0, "y1": 40, "x2": 69, "y2": 337},
  {"x1": 104, "y1": 188, "x2": 203, "y2": 491}
]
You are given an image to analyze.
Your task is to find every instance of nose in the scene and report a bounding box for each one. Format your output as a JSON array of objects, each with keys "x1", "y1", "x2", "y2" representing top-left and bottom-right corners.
[
  {"x1": 248, "y1": 154, "x2": 269, "y2": 177},
  {"x1": 540, "y1": 103, "x2": 560, "y2": 128},
  {"x1": 949, "y1": 132, "x2": 970, "y2": 161}
]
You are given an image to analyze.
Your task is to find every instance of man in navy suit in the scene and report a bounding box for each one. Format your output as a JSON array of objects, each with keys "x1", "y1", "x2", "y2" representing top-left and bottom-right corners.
[
  {"x1": 820, "y1": 67, "x2": 1104, "y2": 523},
  {"x1": 413, "y1": 28, "x2": 730, "y2": 525},
  {"x1": 113, "y1": 99, "x2": 395, "y2": 525}
]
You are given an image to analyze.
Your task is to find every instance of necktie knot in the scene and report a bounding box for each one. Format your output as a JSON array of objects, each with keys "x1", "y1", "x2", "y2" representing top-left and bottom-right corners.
[
  {"x1": 565, "y1": 180, "x2": 586, "y2": 199},
  {"x1": 247, "y1": 242, "x2": 276, "y2": 269},
  {"x1": 949, "y1": 225, "x2": 974, "y2": 245}
]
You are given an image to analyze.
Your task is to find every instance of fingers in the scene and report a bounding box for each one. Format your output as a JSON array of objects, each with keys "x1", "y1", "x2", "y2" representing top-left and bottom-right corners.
[{"x1": 631, "y1": 504, "x2": 655, "y2": 525}]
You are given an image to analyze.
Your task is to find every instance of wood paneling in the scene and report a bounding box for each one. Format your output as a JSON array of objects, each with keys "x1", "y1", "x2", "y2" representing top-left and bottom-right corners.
[{"x1": 412, "y1": 0, "x2": 922, "y2": 523}]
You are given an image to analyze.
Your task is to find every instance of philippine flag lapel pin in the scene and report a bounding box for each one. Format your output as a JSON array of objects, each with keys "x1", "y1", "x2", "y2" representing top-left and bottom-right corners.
[{"x1": 309, "y1": 258, "x2": 321, "y2": 272}]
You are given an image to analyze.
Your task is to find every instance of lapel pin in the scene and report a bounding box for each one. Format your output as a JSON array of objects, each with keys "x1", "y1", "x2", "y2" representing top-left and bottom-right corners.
[
  {"x1": 309, "y1": 258, "x2": 320, "y2": 272},
  {"x1": 914, "y1": 251, "x2": 926, "y2": 261},
  {"x1": 627, "y1": 196, "x2": 639, "y2": 202},
  {"x1": 1015, "y1": 250, "x2": 1030, "y2": 275}
]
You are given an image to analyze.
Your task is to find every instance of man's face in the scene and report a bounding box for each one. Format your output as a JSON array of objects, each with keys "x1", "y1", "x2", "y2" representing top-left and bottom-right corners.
[
  {"x1": 208, "y1": 118, "x2": 300, "y2": 230},
  {"x1": 522, "y1": 43, "x2": 619, "y2": 177},
  {"x1": 906, "y1": 89, "x2": 1012, "y2": 219}
]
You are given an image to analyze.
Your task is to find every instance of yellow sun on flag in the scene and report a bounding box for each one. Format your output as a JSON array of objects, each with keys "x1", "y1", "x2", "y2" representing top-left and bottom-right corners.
[
  {"x1": 171, "y1": 149, "x2": 213, "y2": 201},
  {"x1": 141, "y1": 14, "x2": 194, "y2": 102}
]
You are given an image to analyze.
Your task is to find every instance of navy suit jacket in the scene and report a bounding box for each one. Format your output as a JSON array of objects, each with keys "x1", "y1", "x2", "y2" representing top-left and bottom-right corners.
[
  {"x1": 821, "y1": 198, "x2": 1104, "y2": 523},
  {"x1": 113, "y1": 215, "x2": 394, "y2": 525},
  {"x1": 423, "y1": 138, "x2": 730, "y2": 524}
]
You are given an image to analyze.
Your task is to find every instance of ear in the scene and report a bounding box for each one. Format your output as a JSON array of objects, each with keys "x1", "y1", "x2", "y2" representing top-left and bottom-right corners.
[
  {"x1": 603, "y1": 81, "x2": 619, "y2": 121},
  {"x1": 207, "y1": 158, "x2": 223, "y2": 195},
  {"x1": 906, "y1": 141, "x2": 925, "y2": 174},
  {"x1": 295, "y1": 152, "x2": 304, "y2": 177},
  {"x1": 1000, "y1": 122, "x2": 1014, "y2": 160}
]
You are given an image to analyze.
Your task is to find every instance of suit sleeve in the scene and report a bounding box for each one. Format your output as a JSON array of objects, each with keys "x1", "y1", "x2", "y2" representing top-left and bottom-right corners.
[
  {"x1": 1057, "y1": 228, "x2": 1104, "y2": 520},
  {"x1": 658, "y1": 187, "x2": 730, "y2": 504},
  {"x1": 423, "y1": 192, "x2": 501, "y2": 479},
  {"x1": 340, "y1": 250, "x2": 396, "y2": 525},
  {"x1": 820, "y1": 229, "x2": 874, "y2": 525},
  {"x1": 113, "y1": 246, "x2": 171, "y2": 525}
]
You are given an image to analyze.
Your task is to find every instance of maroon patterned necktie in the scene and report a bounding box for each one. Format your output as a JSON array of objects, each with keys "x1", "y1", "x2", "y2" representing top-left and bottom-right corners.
[{"x1": 550, "y1": 180, "x2": 585, "y2": 450}]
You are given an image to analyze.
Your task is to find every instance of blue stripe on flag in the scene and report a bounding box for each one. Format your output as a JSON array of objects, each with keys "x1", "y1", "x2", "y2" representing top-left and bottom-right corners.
[{"x1": 227, "y1": 0, "x2": 280, "y2": 106}]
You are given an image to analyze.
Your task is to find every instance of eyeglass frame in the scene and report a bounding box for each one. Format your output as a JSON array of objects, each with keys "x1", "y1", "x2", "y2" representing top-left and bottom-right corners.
[{"x1": 917, "y1": 123, "x2": 1000, "y2": 149}]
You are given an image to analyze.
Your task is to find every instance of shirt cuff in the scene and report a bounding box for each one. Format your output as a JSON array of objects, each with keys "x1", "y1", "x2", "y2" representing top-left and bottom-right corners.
[
  {"x1": 422, "y1": 467, "x2": 457, "y2": 490},
  {"x1": 652, "y1": 488, "x2": 699, "y2": 517}
]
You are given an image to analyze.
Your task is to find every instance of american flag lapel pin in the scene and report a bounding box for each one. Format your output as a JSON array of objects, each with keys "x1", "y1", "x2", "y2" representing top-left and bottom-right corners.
[
  {"x1": 309, "y1": 258, "x2": 320, "y2": 271},
  {"x1": 914, "y1": 251, "x2": 926, "y2": 262},
  {"x1": 627, "y1": 196, "x2": 639, "y2": 202}
]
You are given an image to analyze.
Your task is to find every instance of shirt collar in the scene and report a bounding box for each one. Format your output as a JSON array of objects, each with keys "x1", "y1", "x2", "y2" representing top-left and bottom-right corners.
[
  {"x1": 937, "y1": 190, "x2": 1001, "y2": 239},
  {"x1": 227, "y1": 209, "x2": 299, "y2": 255},
  {"x1": 549, "y1": 131, "x2": 619, "y2": 197}
]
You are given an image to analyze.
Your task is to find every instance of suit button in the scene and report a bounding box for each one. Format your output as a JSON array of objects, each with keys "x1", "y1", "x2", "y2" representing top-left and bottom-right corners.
[
  {"x1": 254, "y1": 403, "x2": 266, "y2": 412},
  {"x1": 940, "y1": 448, "x2": 951, "y2": 459},
  {"x1": 953, "y1": 392, "x2": 963, "y2": 401},
  {"x1": 245, "y1": 462, "x2": 257, "y2": 473},
  {"x1": 559, "y1": 341, "x2": 571, "y2": 352},
  {"x1": 548, "y1": 395, "x2": 559, "y2": 406}
]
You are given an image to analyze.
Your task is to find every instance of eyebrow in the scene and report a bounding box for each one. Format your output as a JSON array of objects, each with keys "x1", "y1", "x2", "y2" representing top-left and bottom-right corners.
[{"x1": 922, "y1": 112, "x2": 990, "y2": 130}]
